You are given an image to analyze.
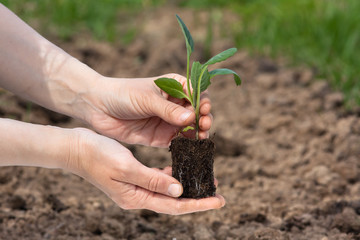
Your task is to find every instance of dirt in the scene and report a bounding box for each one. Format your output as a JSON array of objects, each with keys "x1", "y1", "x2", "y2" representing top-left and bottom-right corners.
[
  {"x1": 1, "y1": 7, "x2": 360, "y2": 240},
  {"x1": 170, "y1": 137, "x2": 216, "y2": 198}
]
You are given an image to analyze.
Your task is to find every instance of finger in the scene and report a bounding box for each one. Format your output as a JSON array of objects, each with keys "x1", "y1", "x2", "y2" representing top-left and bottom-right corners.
[
  {"x1": 161, "y1": 73, "x2": 192, "y2": 93},
  {"x1": 139, "y1": 190, "x2": 226, "y2": 215},
  {"x1": 153, "y1": 166, "x2": 172, "y2": 176},
  {"x1": 185, "y1": 104, "x2": 195, "y2": 111},
  {"x1": 200, "y1": 91, "x2": 210, "y2": 102},
  {"x1": 168, "y1": 96, "x2": 186, "y2": 105},
  {"x1": 112, "y1": 182, "x2": 225, "y2": 214},
  {"x1": 162, "y1": 166, "x2": 172, "y2": 176},
  {"x1": 199, "y1": 114, "x2": 212, "y2": 131},
  {"x1": 162, "y1": 73, "x2": 187, "y2": 85},
  {"x1": 198, "y1": 130, "x2": 210, "y2": 139},
  {"x1": 200, "y1": 92, "x2": 211, "y2": 115},
  {"x1": 151, "y1": 96, "x2": 195, "y2": 127},
  {"x1": 124, "y1": 163, "x2": 183, "y2": 197},
  {"x1": 214, "y1": 178, "x2": 218, "y2": 187},
  {"x1": 181, "y1": 127, "x2": 196, "y2": 139},
  {"x1": 200, "y1": 102, "x2": 211, "y2": 115}
]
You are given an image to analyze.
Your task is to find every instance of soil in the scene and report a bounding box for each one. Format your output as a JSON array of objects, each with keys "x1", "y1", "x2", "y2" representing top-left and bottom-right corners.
[
  {"x1": 170, "y1": 137, "x2": 216, "y2": 198},
  {"x1": 1, "y1": 7, "x2": 360, "y2": 240}
]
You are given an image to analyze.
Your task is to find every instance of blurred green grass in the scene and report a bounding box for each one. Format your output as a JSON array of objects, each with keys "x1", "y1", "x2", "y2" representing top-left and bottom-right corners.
[
  {"x1": 233, "y1": 0, "x2": 360, "y2": 107},
  {"x1": 2, "y1": 0, "x2": 359, "y2": 107},
  {"x1": 2, "y1": 0, "x2": 165, "y2": 42}
]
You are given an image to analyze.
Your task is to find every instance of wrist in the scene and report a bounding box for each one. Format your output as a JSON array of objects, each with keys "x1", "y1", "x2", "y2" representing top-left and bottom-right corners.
[
  {"x1": 0, "y1": 118, "x2": 73, "y2": 169},
  {"x1": 45, "y1": 51, "x2": 104, "y2": 123},
  {"x1": 61, "y1": 127, "x2": 94, "y2": 177}
]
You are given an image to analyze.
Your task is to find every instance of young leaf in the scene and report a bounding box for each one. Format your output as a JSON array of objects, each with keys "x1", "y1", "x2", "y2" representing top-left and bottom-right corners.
[
  {"x1": 176, "y1": 14, "x2": 194, "y2": 55},
  {"x1": 191, "y1": 63, "x2": 211, "y2": 106},
  {"x1": 204, "y1": 48, "x2": 237, "y2": 66},
  {"x1": 209, "y1": 68, "x2": 242, "y2": 85},
  {"x1": 191, "y1": 61, "x2": 201, "y2": 103},
  {"x1": 154, "y1": 78, "x2": 191, "y2": 102},
  {"x1": 182, "y1": 126, "x2": 195, "y2": 132},
  {"x1": 200, "y1": 68, "x2": 211, "y2": 92}
]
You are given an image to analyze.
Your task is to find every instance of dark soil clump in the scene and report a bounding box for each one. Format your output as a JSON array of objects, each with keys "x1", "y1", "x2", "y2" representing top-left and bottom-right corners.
[{"x1": 169, "y1": 137, "x2": 216, "y2": 198}]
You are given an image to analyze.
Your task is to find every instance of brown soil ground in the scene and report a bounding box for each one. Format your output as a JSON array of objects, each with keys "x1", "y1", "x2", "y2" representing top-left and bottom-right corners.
[{"x1": 1, "y1": 8, "x2": 360, "y2": 240}]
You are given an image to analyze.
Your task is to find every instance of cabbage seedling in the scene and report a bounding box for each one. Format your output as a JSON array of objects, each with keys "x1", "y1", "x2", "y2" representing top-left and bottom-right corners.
[{"x1": 155, "y1": 14, "x2": 241, "y2": 139}]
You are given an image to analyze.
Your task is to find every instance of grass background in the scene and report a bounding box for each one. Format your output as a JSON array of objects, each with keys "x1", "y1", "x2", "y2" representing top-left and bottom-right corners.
[{"x1": 2, "y1": 0, "x2": 359, "y2": 107}]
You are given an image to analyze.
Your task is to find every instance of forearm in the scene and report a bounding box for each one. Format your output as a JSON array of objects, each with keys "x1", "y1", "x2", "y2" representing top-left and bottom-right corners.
[
  {"x1": 0, "y1": 4, "x2": 101, "y2": 122},
  {"x1": 0, "y1": 118, "x2": 74, "y2": 169}
]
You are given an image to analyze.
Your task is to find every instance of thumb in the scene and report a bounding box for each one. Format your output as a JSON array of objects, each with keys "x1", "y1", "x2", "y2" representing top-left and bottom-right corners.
[
  {"x1": 152, "y1": 97, "x2": 195, "y2": 126},
  {"x1": 126, "y1": 163, "x2": 183, "y2": 197}
]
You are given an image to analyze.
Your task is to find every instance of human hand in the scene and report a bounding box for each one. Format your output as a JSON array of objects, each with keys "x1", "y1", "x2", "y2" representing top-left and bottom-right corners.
[
  {"x1": 84, "y1": 74, "x2": 212, "y2": 147},
  {"x1": 67, "y1": 128, "x2": 225, "y2": 215},
  {"x1": 0, "y1": 5, "x2": 210, "y2": 148}
]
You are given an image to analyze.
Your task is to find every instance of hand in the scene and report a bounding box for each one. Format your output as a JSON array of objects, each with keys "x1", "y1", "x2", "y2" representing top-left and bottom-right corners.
[
  {"x1": 68, "y1": 128, "x2": 225, "y2": 215},
  {"x1": 85, "y1": 73, "x2": 212, "y2": 147},
  {"x1": 0, "y1": 5, "x2": 210, "y2": 147}
]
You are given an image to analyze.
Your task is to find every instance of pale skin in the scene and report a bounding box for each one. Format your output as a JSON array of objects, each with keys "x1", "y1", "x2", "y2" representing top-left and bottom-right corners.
[{"x1": 0, "y1": 4, "x2": 224, "y2": 214}]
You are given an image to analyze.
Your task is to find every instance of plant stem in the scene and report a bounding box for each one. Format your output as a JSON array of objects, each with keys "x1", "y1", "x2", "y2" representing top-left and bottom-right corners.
[
  {"x1": 186, "y1": 54, "x2": 193, "y2": 104},
  {"x1": 195, "y1": 112, "x2": 200, "y2": 140},
  {"x1": 195, "y1": 66, "x2": 207, "y2": 140}
]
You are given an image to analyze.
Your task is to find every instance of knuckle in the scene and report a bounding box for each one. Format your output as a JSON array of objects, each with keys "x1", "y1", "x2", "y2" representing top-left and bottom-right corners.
[
  {"x1": 147, "y1": 174, "x2": 162, "y2": 192},
  {"x1": 164, "y1": 103, "x2": 178, "y2": 118},
  {"x1": 165, "y1": 73, "x2": 182, "y2": 80},
  {"x1": 163, "y1": 73, "x2": 186, "y2": 87}
]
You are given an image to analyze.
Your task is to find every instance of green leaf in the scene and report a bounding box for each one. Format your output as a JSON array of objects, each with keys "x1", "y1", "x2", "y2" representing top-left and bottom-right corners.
[
  {"x1": 176, "y1": 14, "x2": 194, "y2": 55},
  {"x1": 209, "y1": 68, "x2": 242, "y2": 85},
  {"x1": 191, "y1": 63, "x2": 211, "y2": 106},
  {"x1": 191, "y1": 61, "x2": 201, "y2": 103},
  {"x1": 200, "y1": 67, "x2": 211, "y2": 92},
  {"x1": 182, "y1": 126, "x2": 195, "y2": 132},
  {"x1": 154, "y1": 78, "x2": 191, "y2": 102},
  {"x1": 205, "y1": 48, "x2": 237, "y2": 66}
]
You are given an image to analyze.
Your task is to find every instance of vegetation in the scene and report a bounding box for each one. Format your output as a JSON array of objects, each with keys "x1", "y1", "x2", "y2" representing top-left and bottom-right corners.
[
  {"x1": 181, "y1": 0, "x2": 360, "y2": 106},
  {"x1": 234, "y1": 0, "x2": 360, "y2": 107},
  {"x1": 1, "y1": 0, "x2": 164, "y2": 42},
  {"x1": 2, "y1": 0, "x2": 359, "y2": 106},
  {"x1": 154, "y1": 15, "x2": 241, "y2": 139}
]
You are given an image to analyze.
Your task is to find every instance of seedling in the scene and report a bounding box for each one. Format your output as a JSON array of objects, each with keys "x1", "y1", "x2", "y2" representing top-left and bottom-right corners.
[{"x1": 155, "y1": 14, "x2": 241, "y2": 139}]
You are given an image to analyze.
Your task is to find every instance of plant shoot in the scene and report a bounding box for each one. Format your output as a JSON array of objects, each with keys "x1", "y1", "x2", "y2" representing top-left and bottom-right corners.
[{"x1": 155, "y1": 14, "x2": 241, "y2": 139}]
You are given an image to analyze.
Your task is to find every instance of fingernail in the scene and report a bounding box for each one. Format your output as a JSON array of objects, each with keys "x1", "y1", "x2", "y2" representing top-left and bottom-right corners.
[
  {"x1": 180, "y1": 111, "x2": 192, "y2": 122},
  {"x1": 168, "y1": 184, "x2": 182, "y2": 197}
]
